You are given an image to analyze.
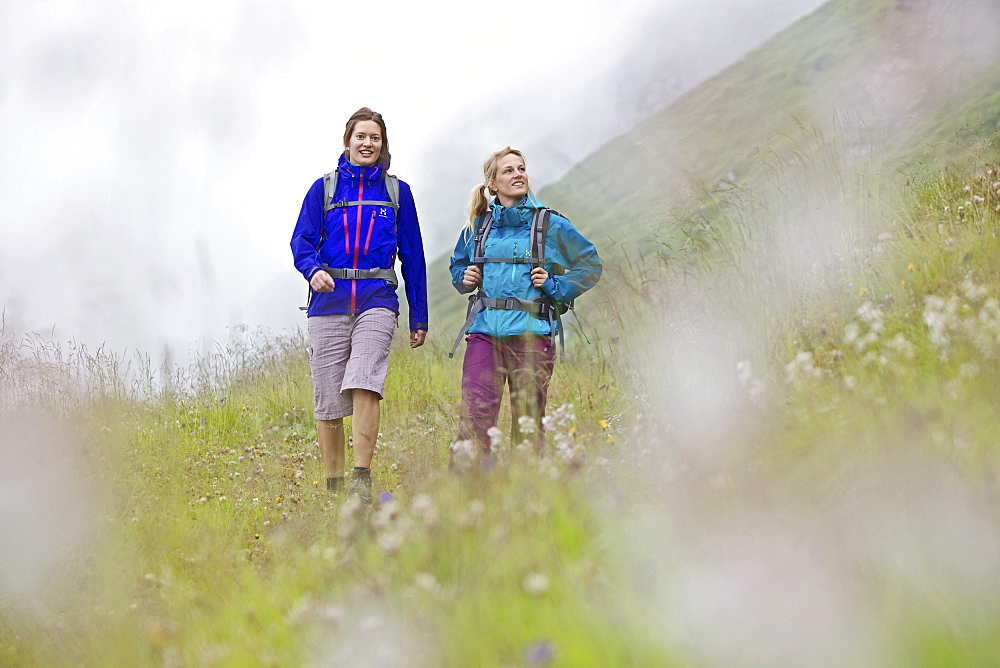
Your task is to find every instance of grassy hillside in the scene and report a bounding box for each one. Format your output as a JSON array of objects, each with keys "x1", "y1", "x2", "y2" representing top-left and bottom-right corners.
[{"x1": 427, "y1": 0, "x2": 1000, "y2": 342}]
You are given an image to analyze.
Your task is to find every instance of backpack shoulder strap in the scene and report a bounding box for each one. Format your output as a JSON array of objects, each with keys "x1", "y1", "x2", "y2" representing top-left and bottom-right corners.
[
  {"x1": 472, "y1": 211, "x2": 494, "y2": 268},
  {"x1": 323, "y1": 171, "x2": 338, "y2": 214},
  {"x1": 385, "y1": 174, "x2": 399, "y2": 213},
  {"x1": 529, "y1": 207, "x2": 551, "y2": 267}
]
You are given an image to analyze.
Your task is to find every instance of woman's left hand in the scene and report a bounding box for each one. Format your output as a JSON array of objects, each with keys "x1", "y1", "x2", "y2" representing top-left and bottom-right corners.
[
  {"x1": 410, "y1": 330, "x2": 426, "y2": 348},
  {"x1": 530, "y1": 267, "x2": 549, "y2": 288}
]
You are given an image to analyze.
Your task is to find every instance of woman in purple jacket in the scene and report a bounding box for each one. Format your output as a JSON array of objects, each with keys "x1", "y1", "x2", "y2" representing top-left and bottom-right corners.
[{"x1": 291, "y1": 107, "x2": 428, "y2": 502}]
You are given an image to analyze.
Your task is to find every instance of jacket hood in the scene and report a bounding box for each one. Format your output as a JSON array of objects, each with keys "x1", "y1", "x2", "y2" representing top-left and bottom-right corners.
[{"x1": 337, "y1": 153, "x2": 387, "y2": 183}]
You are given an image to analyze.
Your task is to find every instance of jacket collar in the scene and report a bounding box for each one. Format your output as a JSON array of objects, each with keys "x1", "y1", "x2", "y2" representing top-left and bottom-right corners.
[
  {"x1": 489, "y1": 192, "x2": 543, "y2": 226},
  {"x1": 337, "y1": 153, "x2": 385, "y2": 183}
]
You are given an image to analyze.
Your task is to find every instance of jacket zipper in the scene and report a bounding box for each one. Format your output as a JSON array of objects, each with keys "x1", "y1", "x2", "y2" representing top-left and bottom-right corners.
[
  {"x1": 363, "y1": 210, "x2": 376, "y2": 255},
  {"x1": 351, "y1": 179, "x2": 363, "y2": 313},
  {"x1": 511, "y1": 239, "x2": 518, "y2": 288},
  {"x1": 342, "y1": 209, "x2": 350, "y2": 254}
]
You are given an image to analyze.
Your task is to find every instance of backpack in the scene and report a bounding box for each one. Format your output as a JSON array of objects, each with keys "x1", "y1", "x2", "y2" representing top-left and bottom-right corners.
[
  {"x1": 449, "y1": 207, "x2": 587, "y2": 361},
  {"x1": 300, "y1": 169, "x2": 401, "y2": 312}
]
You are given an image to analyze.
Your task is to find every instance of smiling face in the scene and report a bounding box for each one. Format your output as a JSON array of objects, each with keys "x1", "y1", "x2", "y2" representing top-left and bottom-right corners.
[
  {"x1": 345, "y1": 119, "x2": 383, "y2": 167},
  {"x1": 489, "y1": 153, "x2": 529, "y2": 206}
]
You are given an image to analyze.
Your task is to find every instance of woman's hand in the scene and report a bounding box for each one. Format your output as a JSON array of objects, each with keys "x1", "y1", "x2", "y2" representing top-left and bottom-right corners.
[
  {"x1": 410, "y1": 330, "x2": 426, "y2": 348},
  {"x1": 310, "y1": 270, "x2": 335, "y2": 292},
  {"x1": 530, "y1": 267, "x2": 549, "y2": 288},
  {"x1": 462, "y1": 266, "x2": 482, "y2": 289}
]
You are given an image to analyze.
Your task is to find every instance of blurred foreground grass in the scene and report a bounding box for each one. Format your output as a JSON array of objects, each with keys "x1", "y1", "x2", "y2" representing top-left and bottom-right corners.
[{"x1": 2, "y1": 131, "x2": 1000, "y2": 666}]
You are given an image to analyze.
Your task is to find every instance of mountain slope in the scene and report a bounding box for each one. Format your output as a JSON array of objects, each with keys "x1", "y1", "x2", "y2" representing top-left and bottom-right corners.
[{"x1": 425, "y1": 0, "x2": 1000, "y2": 341}]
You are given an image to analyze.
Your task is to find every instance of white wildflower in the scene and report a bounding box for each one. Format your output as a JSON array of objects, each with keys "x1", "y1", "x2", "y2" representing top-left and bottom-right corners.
[
  {"x1": 857, "y1": 301, "x2": 884, "y2": 333},
  {"x1": 522, "y1": 572, "x2": 550, "y2": 596},
  {"x1": 410, "y1": 493, "x2": 438, "y2": 525},
  {"x1": 457, "y1": 499, "x2": 486, "y2": 531},
  {"x1": 923, "y1": 295, "x2": 960, "y2": 352},
  {"x1": 785, "y1": 351, "x2": 822, "y2": 384},
  {"x1": 375, "y1": 530, "x2": 403, "y2": 556},
  {"x1": 468, "y1": 499, "x2": 485, "y2": 518},
  {"x1": 844, "y1": 322, "x2": 860, "y2": 345},
  {"x1": 736, "y1": 360, "x2": 753, "y2": 386},
  {"x1": 449, "y1": 439, "x2": 478, "y2": 471},
  {"x1": 415, "y1": 572, "x2": 437, "y2": 591},
  {"x1": 959, "y1": 363, "x2": 980, "y2": 378},
  {"x1": 887, "y1": 334, "x2": 916, "y2": 359},
  {"x1": 961, "y1": 277, "x2": 988, "y2": 302}
]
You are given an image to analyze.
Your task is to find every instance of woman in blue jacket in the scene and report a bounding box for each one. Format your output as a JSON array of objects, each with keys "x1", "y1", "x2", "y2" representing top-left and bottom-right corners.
[
  {"x1": 449, "y1": 147, "x2": 601, "y2": 457},
  {"x1": 291, "y1": 107, "x2": 428, "y2": 501}
]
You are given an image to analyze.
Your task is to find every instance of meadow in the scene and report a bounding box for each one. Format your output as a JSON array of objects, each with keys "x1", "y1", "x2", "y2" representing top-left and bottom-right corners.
[{"x1": 2, "y1": 129, "x2": 1000, "y2": 666}]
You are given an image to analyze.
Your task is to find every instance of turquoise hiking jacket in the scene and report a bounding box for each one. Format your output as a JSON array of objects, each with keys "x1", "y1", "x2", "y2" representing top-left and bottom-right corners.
[{"x1": 449, "y1": 192, "x2": 602, "y2": 338}]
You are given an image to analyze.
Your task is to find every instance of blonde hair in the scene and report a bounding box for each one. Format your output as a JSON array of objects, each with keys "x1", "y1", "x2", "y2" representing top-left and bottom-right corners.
[{"x1": 466, "y1": 147, "x2": 528, "y2": 232}]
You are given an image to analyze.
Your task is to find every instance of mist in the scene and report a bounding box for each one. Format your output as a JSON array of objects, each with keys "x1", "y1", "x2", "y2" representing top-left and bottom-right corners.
[{"x1": 0, "y1": 0, "x2": 828, "y2": 362}]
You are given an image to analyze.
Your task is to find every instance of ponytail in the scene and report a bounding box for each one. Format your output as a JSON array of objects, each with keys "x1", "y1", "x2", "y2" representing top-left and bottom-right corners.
[{"x1": 466, "y1": 184, "x2": 490, "y2": 233}]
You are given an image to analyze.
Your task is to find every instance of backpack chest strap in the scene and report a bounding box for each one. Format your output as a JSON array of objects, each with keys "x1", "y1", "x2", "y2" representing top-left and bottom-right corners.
[
  {"x1": 472, "y1": 256, "x2": 544, "y2": 265},
  {"x1": 325, "y1": 199, "x2": 395, "y2": 213}
]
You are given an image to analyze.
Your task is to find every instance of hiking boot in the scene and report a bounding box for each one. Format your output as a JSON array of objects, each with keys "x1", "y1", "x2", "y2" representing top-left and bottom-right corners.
[
  {"x1": 326, "y1": 476, "x2": 345, "y2": 495},
  {"x1": 348, "y1": 467, "x2": 373, "y2": 504}
]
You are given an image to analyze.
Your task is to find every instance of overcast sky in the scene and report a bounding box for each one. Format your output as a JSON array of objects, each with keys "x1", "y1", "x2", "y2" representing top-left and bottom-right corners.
[{"x1": 0, "y1": 0, "x2": 828, "y2": 360}]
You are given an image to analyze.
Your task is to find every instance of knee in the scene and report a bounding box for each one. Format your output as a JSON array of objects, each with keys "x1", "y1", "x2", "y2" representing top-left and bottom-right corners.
[{"x1": 353, "y1": 389, "x2": 381, "y2": 404}]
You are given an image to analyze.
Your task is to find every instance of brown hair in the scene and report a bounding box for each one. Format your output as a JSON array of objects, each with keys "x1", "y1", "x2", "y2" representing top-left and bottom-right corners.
[
  {"x1": 466, "y1": 147, "x2": 528, "y2": 231},
  {"x1": 342, "y1": 107, "x2": 390, "y2": 169}
]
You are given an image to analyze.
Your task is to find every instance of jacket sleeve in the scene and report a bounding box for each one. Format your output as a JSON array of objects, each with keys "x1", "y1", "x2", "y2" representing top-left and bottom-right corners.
[
  {"x1": 449, "y1": 226, "x2": 476, "y2": 295},
  {"x1": 540, "y1": 216, "x2": 602, "y2": 303},
  {"x1": 395, "y1": 181, "x2": 429, "y2": 331},
  {"x1": 290, "y1": 178, "x2": 326, "y2": 281}
]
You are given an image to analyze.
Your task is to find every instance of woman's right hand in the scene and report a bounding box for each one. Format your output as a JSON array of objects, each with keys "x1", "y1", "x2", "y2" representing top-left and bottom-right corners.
[
  {"x1": 310, "y1": 270, "x2": 335, "y2": 293},
  {"x1": 462, "y1": 265, "x2": 482, "y2": 289}
]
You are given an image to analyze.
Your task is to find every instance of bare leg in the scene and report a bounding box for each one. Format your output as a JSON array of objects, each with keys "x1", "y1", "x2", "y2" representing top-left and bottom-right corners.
[
  {"x1": 317, "y1": 418, "x2": 345, "y2": 478},
  {"x1": 351, "y1": 389, "x2": 381, "y2": 468}
]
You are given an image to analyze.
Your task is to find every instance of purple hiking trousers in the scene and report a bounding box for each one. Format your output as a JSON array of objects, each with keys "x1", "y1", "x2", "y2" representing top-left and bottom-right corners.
[{"x1": 457, "y1": 333, "x2": 556, "y2": 451}]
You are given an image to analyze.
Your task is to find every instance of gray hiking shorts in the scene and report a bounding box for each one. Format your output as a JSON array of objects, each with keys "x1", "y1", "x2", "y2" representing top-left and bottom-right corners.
[{"x1": 307, "y1": 307, "x2": 397, "y2": 420}]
